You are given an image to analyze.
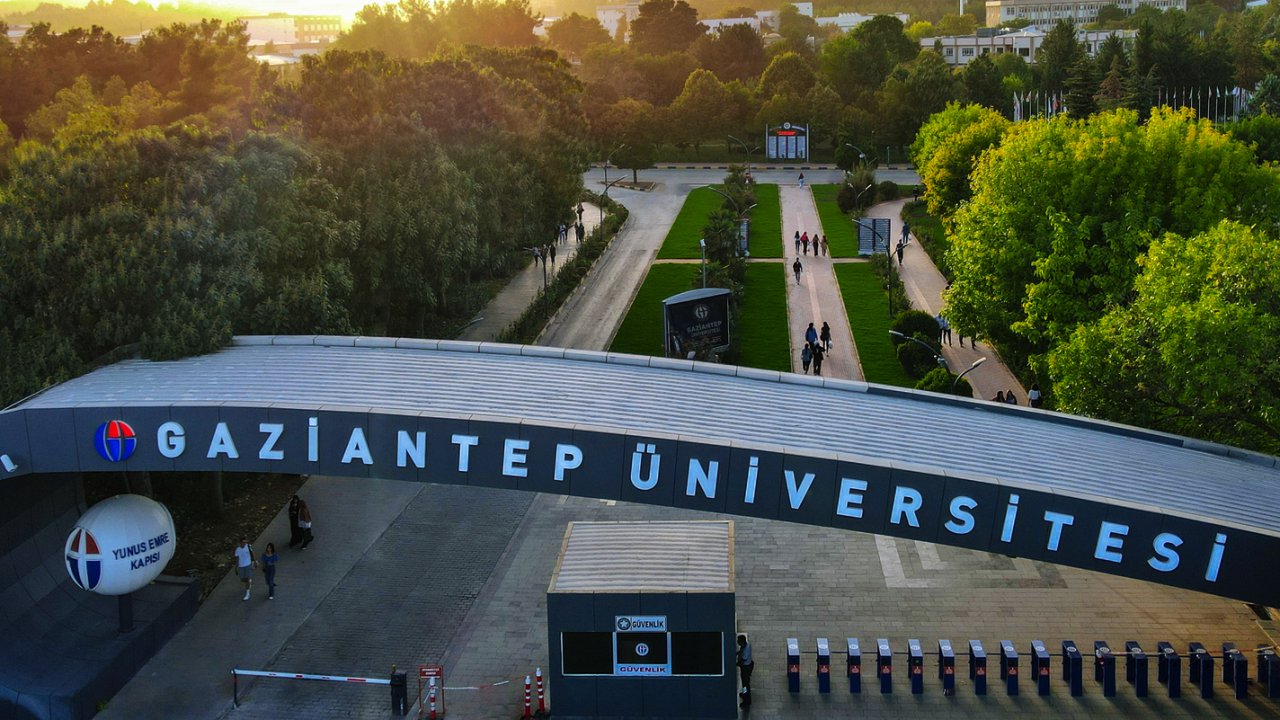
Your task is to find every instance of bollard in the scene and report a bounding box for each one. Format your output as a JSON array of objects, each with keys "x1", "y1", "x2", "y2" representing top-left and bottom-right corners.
[
  {"x1": 1125, "y1": 641, "x2": 1148, "y2": 698},
  {"x1": 523, "y1": 675, "x2": 532, "y2": 720},
  {"x1": 391, "y1": 668, "x2": 409, "y2": 716},
  {"x1": 909, "y1": 639, "x2": 924, "y2": 695},
  {"x1": 1031, "y1": 641, "x2": 1050, "y2": 697},
  {"x1": 1223, "y1": 645, "x2": 1244, "y2": 696},
  {"x1": 817, "y1": 638, "x2": 831, "y2": 694},
  {"x1": 1061, "y1": 641, "x2": 1083, "y2": 697},
  {"x1": 969, "y1": 640, "x2": 987, "y2": 696},
  {"x1": 878, "y1": 639, "x2": 893, "y2": 694},
  {"x1": 847, "y1": 638, "x2": 862, "y2": 694},
  {"x1": 1189, "y1": 643, "x2": 1213, "y2": 699},
  {"x1": 1264, "y1": 648, "x2": 1280, "y2": 699},
  {"x1": 938, "y1": 640, "x2": 956, "y2": 696},
  {"x1": 1000, "y1": 641, "x2": 1018, "y2": 696},
  {"x1": 787, "y1": 638, "x2": 801, "y2": 693},
  {"x1": 536, "y1": 667, "x2": 546, "y2": 716}
]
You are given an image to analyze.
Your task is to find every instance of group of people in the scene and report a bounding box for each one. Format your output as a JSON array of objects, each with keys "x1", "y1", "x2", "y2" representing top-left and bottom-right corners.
[
  {"x1": 793, "y1": 230, "x2": 828, "y2": 257},
  {"x1": 800, "y1": 321, "x2": 832, "y2": 375},
  {"x1": 232, "y1": 494, "x2": 313, "y2": 602}
]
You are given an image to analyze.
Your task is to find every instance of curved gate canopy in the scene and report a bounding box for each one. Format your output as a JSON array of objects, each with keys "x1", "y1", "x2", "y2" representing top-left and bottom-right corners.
[{"x1": 2, "y1": 336, "x2": 1279, "y2": 607}]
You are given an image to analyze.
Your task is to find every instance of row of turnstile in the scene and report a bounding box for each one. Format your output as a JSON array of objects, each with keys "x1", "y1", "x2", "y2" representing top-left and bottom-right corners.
[{"x1": 786, "y1": 638, "x2": 1280, "y2": 700}]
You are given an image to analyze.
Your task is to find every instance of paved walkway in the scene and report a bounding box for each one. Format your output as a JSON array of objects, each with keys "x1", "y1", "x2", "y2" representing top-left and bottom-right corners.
[
  {"x1": 868, "y1": 197, "x2": 1027, "y2": 403},
  {"x1": 457, "y1": 206, "x2": 598, "y2": 342},
  {"x1": 782, "y1": 185, "x2": 863, "y2": 380}
]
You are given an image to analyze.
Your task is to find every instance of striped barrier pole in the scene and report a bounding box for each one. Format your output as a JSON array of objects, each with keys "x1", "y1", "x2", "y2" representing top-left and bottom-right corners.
[
  {"x1": 233, "y1": 668, "x2": 393, "y2": 685},
  {"x1": 536, "y1": 667, "x2": 546, "y2": 715},
  {"x1": 428, "y1": 685, "x2": 438, "y2": 720},
  {"x1": 523, "y1": 675, "x2": 532, "y2": 719}
]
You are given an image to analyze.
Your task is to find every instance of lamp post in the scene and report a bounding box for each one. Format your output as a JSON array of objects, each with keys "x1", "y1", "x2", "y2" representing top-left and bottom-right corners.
[
  {"x1": 726, "y1": 135, "x2": 758, "y2": 173},
  {"x1": 952, "y1": 357, "x2": 986, "y2": 395},
  {"x1": 706, "y1": 186, "x2": 756, "y2": 257},
  {"x1": 699, "y1": 238, "x2": 707, "y2": 288},
  {"x1": 844, "y1": 142, "x2": 877, "y2": 167},
  {"x1": 601, "y1": 143, "x2": 628, "y2": 225},
  {"x1": 889, "y1": 330, "x2": 949, "y2": 372}
]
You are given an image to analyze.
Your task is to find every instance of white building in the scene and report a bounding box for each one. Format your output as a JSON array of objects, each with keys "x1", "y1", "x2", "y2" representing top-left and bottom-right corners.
[
  {"x1": 985, "y1": 0, "x2": 1184, "y2": 27},
  {"x1": 701, "y1": 16, "x2": 762, "y2": 32},
  {"x1": 238, "y1": 14, "x2": 342, "y2": 47},
  {"x1": 598, "y1": 1, "x2": 808, "y2": 38},
  {"x1": 596, "y1": 2, "x2": 641, "y2": 38},
  {"x1": 815, "y1": 12, "x2": 909, "y2": 33},
  {"x1": 925, "y1": 27, "x2": 1136, "y2": 66}
]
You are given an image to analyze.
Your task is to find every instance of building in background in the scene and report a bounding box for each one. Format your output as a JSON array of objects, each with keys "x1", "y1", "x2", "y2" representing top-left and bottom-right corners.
[
  {"x1": 985, "y1": 0, "x2": 1184, "y2": 26},
  {"x1": 815, "y1": 11, "x2": 909, "y2": 33},
  {"x1": 925, "y1": 27, "x2": 1137, "y2": 66},
  {"x1": 238, "y1": 14, "x2": 342, "y2": 48},
  {"x1": 597, "y1": 1, "x2": 812, "y2": 39}
]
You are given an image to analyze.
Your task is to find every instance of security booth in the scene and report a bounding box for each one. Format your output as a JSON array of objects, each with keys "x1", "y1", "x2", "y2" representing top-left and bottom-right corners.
[{"x1": 547, "y1": 521, "x2": 736, "y2": 719}]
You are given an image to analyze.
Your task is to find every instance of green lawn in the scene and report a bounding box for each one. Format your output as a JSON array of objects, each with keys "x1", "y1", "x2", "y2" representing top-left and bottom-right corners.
[
  {"x1": 902, "y1": 200, "x2": 951, "y2": 280},
  {"x1": 834, "y1": 263, "x2": 914, "y2": 387},
  {"x1": 736, "y1": 262, "x2": 789, "y2": 371},
  {"x1": 747, "y1": 184, "x2": 782, "y2": 259},
  {"x1": 811, "y1": 184, "x2": 859, "y2": 258},
  {"x1": 610, "y1": 264, "x2": 697, "y2": 356},
  {"x1": 657, "y1": 187, "x2": 722, "y2": 259}
]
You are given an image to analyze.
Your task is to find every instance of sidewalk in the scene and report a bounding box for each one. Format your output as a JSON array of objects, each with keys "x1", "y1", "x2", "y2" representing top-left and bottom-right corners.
[
  {"x1": 866, "y1": 198, "x2": 1026, "y2": 403},
  {"x1": 781, "y1": 185, "x2": 864, "y2": 381},
  {"x1": 457, "y1": 205, "x2": 599, "y2": 342}
]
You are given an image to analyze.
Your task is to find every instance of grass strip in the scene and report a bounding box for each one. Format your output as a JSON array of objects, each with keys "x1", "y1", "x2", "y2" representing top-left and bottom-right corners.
[
  {"x1": 811, "y1": 184, "x2": 858, "y2": 258},
  {"x1": 746, "y1": 184, "x2": 782, "y2": 259},
  {"x1": 833, "y1": 263, "x2": 914, "y2": 387},
  {"x1": 609, "y1": 264, "x2": 697, "y2": 355},
  {"x1": 736, "y1": 262, "x2": 789, "y2": 371},
  {"x1": 656, "y1": 187, "x2": 722, "y2": 259}
]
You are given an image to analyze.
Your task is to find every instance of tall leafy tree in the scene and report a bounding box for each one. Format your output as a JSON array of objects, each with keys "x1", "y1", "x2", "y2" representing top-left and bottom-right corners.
[
  {"x1": 547, "y1": 13, "x2": 612, "y2": 59},
  {"x1": 1036, "y1": 20, "x2": 1082, "y2": 94},
  {"x1": 1063, "y1": 56, "x2": 1097, "y2": 117},
  {"x1": 692, "y1": 24, "x2": 766, "y2": 83},
  {"x1": 629, "y1": 0, "x2": 705, "y2": 56},
  {"x1": 960, "y1": 54, "x2": 1006, "y2": 111},
  {"x1": 911, "y1": 103, "x2": 1009, "y2": 218}
]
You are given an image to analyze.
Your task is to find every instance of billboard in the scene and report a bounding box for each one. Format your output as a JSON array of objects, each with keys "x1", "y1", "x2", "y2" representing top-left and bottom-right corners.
[{"x1": 663, "y1": 288, "x2": 731, "y2": 359}]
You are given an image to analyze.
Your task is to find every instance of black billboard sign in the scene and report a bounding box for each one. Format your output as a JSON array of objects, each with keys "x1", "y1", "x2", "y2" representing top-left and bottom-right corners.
[{"x1": 663, "y1": 288, "x2": 731, "y2": 359}]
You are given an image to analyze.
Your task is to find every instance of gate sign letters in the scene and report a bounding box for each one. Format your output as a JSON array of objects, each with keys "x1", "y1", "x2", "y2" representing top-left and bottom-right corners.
[
  {"x1": 3, "y1": 401, "x2": 1279, "y2": 608},
  {"x1": 65, "y1": 494, "x2": 176, "y2": 595}
]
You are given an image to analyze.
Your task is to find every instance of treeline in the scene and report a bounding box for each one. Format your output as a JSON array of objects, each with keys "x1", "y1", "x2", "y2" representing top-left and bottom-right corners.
[
  {"x1": 912, "y1": 104, "x2": 1280, "y2": 454},
  {"x1": 0, "y1": 21, "x2": 589, "y2": 405},
  {"x1": 0, "y1": 0, "x2": 240, "y2": 36}
]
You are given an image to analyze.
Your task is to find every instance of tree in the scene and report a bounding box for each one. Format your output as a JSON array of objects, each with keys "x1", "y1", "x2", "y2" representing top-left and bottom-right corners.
[
  {"x1": 1063, "y1": 56, "x2": 1097, "y2": 117},
  {"x1": 961, "y1": 54, "x2": 1006, "y2": 111},
  {"x1": 632, "y1": 51, "x2": 698, "y2": 105},
  {"x1": 819, "y1": 16, "x2": 917, "y2": 102},
  {"x1": 1095, "y1": 57, "x2": 1125, "y2": 112},
  {"x1": 1250, "y1": 74, "x2": 1280, "y2": 116},
  {"x1": 670, "y1": 69, "x2": 734, "y2": 153},
  {"x1": 596, "y1": 97, "x2": 663, "y2": 181},
  {"x1": 1093, "y1": 33, "x2": 1128, "y2": 79},
  {"x1": 629, "y1": 0, "x2": 704, "y2": 56},
  {"x1": 912, "y1": 103, "x2": 1009, "y2": 218},
  {"x1": 1094, "y1": 4, "x2": 1125, "y2": 25},
  {"x1": 758, "y1": 50, "x2": 816, "y2": 98},
  {"x1": 944, "y1": 108, "x2": 1280, "y2": 369},
  {"x1": 547, "y1": 13, "x2": 611, "y2": 59},
  {"x1": 875, "y1": 50, "x2": 959, "y2": 145},
  {"x1": 776, "y1": 5, "x2": 820, "y2": 52},
  {"x1": 1036, "y1": 20, "x2": 1082, "y2": 94},
  {"x1": 692, "y1": 24, "x2": 766, "y2": 82},
  {"x1": 1226, "y1": 113, "x2": 1280, "y2": 162},
  {"x1": 935, "y1": 13, "x2": 977, "y2": 36},
  {"x1": 905, "y1": 21, "x2": 936, "y2": 43},
  {"x1": 1049, "y1": 220, "x2": 1280, "y2": 454}
]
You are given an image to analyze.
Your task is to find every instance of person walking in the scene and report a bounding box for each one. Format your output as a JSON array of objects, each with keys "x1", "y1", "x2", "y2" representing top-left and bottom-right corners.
[
  {"x1": 287, "y1": 495, "x2": 303, "y2": 549},
  {"x1": 936, "y1": 314, "x2": 951, "y2": 345},
  {"x1": 820, "y1": 235, "x2": 828, "y2": 256},
  {"x1": 550, "y1": 244, "x2": 557, "y2": 266},
  {"x1": 811, "y1": 343, "x2": 825, "y2": 375},
  {"x1": 896, "y1": 240, "x2": 905, "y2": 264},
  {"x1": 736, "y1": 634, "x2": 754, "y2": 707},
  {"x1": 531, "y1": 246, "x2": 541, "y2": 265},
  {"x1": 800, "y1": 344, "x2": 812, "y2": 374},
  {"x1": 233, "y1": 537, "x2": 256, "y2": 601},
  {"x1": 576, "y1": 203, "x2": 584, "y2": 223},
  {"x1": 1005, "y1": 390, "x2": 1018, "y2": 405},
  {"x1": 798, "y1": 171, "x2": 805, "y2": 187},
  {"x1": 794, "y1": 230, "x2": 801, "y2": 255},
  {"x1": 297, "y1": 498, "x2": 314, "y2": 550},
  {"x1": 576, "y1": 222, "x2": 585, "y2": 243},
  {"x1": 805, "y1": 322, "x2": 818, "y2": 346},
  {"x1": 819, "y1": 322, "x2": 831, "y2": 351},
  {"x1": 261, "y1": 543, "x2": 278, "y2": 600},
  {"x1": 792, "y1": 257, "x2": 803, "y2": 285},
  {"x1": 993, "y1": 390, "x2": 1006, "y2": 403},
  {"x1": 801, "y1": 231, "x2": 810, "y2": 255},
  {"x1": 1028, "y1": 383, "x2": 1044, "y2": 408}
]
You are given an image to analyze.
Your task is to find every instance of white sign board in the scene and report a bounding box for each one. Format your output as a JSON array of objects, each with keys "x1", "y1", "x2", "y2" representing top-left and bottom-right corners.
[{"x1": 65, "y1": 494, "x2": 177, "y2": 595}]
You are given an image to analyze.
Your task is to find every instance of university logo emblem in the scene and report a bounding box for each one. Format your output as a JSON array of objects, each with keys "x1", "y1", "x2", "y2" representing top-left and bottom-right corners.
[
  {"x1": 94, "y1": 420, "x2": 137, "y2": 462},
  {"x1": 65, "y1": 527, "x2": 102, "y2": 591}
]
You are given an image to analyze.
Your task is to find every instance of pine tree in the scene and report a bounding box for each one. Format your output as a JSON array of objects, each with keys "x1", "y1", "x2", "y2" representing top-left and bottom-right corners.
[
  {"x1": 1064, "y1": 56, "x2": 1097, "y2": 117},
  {"x1": 1095, "y1": 57, "x2": 1126, "y2": 112}
]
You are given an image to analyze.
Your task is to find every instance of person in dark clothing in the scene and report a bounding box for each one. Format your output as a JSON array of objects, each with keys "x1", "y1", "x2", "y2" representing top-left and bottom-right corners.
[
  {"x1": 287, "y1": 495, "x2": 303, "y2": 549},
  {"x1": 819, "y1": 322, "x2": 832, "y2": 351},
  {"x1": 792, "y1": 258, "x2": 803, "y2": 285},
  {"x1": 737, "y1": 634, "x2": 754, "y2": 707},
  {"x1": 576, "y1": 203, "x2": 584, "y2": 222},
  {"x1": 811, "y1": 343, "x2": 825, "y2": 375},
  {"x1": 297, "y1": 498, "x2": 314, "y2": 549},
  {"x1": 800, "y1": 344, "x2": 812, "y2": 373}
]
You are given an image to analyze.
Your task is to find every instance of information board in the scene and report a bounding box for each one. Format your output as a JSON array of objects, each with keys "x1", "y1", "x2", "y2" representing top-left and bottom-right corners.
[{"x1": 765, "y1": 123, "x2": 808, "y2": 161}]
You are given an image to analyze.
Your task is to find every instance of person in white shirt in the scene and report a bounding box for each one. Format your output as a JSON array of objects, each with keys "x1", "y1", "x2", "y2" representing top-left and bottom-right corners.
[{"x1": 233, "y1": 538, "x2": 256, "y2": 601}]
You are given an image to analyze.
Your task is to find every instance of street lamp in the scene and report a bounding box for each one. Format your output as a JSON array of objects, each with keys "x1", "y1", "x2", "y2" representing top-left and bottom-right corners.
[
  {"x1": 726, "y1": 135, "x2": 758, "y2": 173},
  {"x1": 844, "y1": 142, "x2": 877, "y2": 167},
  {"x1": 952, "y1": 356, "x2": 986, "y2": 395},
  {"x1": 889, "y1": 330, "x2": 949, "y2": 372},
  {"x1": 706, "y1": 186, "x2": 756, "y2": 257},
  {"x1": 600, "y1": 143, "x2": 628, "y2": 225},
  {"x1": 699, "y1": 238, "x2": 707, "y2": 288}
]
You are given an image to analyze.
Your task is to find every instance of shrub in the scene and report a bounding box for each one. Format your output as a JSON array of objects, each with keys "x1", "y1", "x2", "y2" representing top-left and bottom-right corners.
[
  {"x1": 891, "y1": 309, "x2": 940, "y2": 345},
  {"x1": 876, "y1": 181, "x2": 899, "y2": 200},
  {"x1": 837, "y1": 183, "x2": 860, "y2": 214},
  {"x1": 896, "y1": 340, "x2": 943, "y2": 378},
  {"x1": 914, "y1": 367, "x2": 973, "y2": 397}
]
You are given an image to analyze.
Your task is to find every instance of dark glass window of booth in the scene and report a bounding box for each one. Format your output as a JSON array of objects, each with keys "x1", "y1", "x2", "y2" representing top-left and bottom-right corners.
[{"x1": 561, "y1": 632, "x2": 724, "y2": 676}]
